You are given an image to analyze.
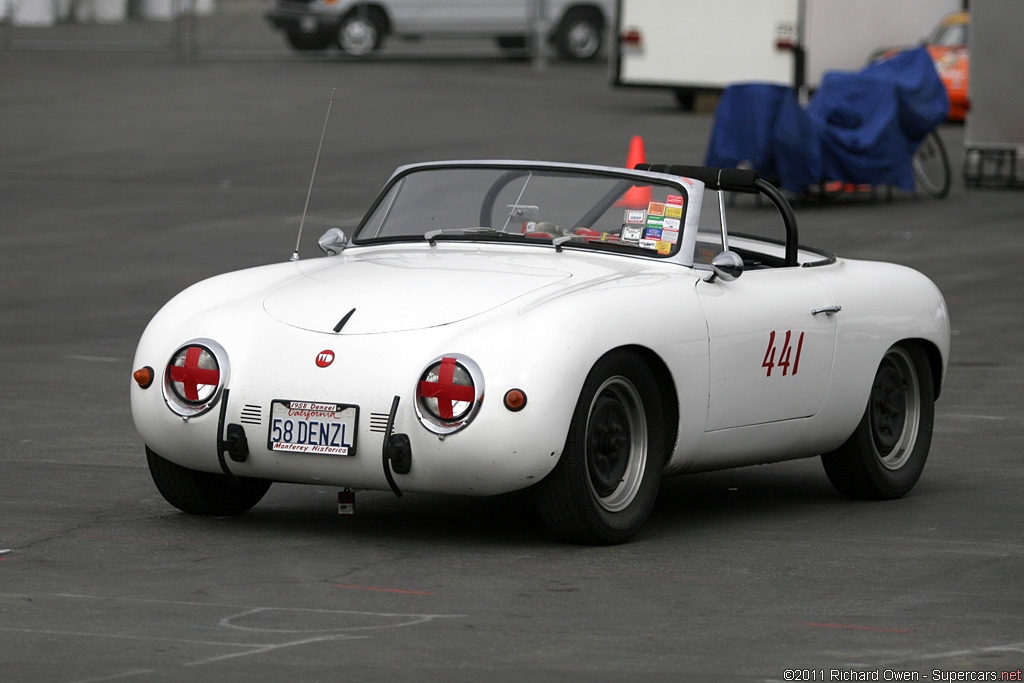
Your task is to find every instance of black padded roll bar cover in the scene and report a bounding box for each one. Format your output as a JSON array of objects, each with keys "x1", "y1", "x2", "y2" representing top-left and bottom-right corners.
[{"x1": 634, "y1": 163, "x2": 761, "y2": 194}]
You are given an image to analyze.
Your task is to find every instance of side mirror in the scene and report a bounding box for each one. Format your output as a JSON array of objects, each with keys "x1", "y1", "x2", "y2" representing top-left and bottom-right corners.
[
  {"x1": 317, "y1": 228, "x2": 349, "y2": 256},
  {"x1": 709, "y1": 250, "x2": 744, "y2": 282}
]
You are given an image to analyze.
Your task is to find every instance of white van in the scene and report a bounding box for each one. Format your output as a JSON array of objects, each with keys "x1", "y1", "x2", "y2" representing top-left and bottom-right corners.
[{"x1": 266, "y1": 0, "x2": 615, "y2": 60}]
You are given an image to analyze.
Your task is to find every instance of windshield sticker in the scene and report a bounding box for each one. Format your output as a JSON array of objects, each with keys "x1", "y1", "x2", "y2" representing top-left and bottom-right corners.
[
  {"x1": 657, "y1": 241, "x2": 672, "y2": 255},
  {"x1": 620, "y1": 225, "x2": 643, "y2": 242},
  {"x1": 639, "y1": 239, "x2": 658, "y2": 250},
  {"x1": 524, "y1": 221, "x2": 537, "y2": 233},
  {"x1": 661, "y1": 217, "x2": 680, "y2": 230},
  {"x1": 666, "y1": 194, "x2": 684, "y2": 206},
  {"x1": 662, "y1": 229, "x2": 679, "y2": 244},
  {"x1": 624, "y1": 209, "x2": 646, "y2": 224},
  {"x1": 646, "y1": 215, "x2": 665, "y2": 228},
  {"x1": 665, "y1": 205, "x2": 683, "y2": 219},
  {"x1": 647, "y1": 202, "x2": 666, "y2": 217},
  {"x1": 645, "y1": 227, "x2": 663, "y2": 240}
]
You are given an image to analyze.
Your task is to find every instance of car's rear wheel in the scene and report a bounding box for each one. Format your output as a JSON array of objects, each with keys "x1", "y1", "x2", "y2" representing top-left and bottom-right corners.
[
  {"x1": 534, "y1": 351, "x2": 665, "y2": 544},
  {"x1": 337, "y1": 8, "x2": 385, "y2": 56},
  {"x1": 673, "y1": 88, "x2": 697, "y2": 111},
  {"x1": 146, "y1": 447, "x2": 271, "y2": 515},
  {"x1": 821, "y1": 343, "x2": 934, "y2": 499}
]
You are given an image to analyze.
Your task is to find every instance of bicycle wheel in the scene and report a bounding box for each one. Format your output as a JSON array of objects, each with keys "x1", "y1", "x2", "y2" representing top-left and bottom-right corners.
[{"x1": 912, "y1": 131, "x2": 951, "y2": 198}]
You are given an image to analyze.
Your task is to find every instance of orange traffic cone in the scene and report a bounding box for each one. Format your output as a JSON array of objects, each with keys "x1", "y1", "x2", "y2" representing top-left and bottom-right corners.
[
  {"x1": 624, "y1": 135, "x2": 646, "y2": 169},
  {"x1": 616, "y1": 135, "x2": 652, "y2": 208}
]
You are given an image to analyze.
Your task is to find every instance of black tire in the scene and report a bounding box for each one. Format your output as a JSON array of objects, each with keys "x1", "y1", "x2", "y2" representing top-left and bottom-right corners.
[
  {"x1": 912, "y1": 131, "x2": 951, "y2": 199},
  {"x1": 337, "y1": 7, "x2": 385, "y2": 56},
  {"x1": 673, "y1": 88, "x2": 696, "y2": 111},
  {"x1": 553, "y1": 10, "x2": 602, "y2": 60},
  {"x1": 534, "y1": 351, "x2": 665, "y2": 544},
  {"x1": 284, "y1": 29, "x2": 331, "y2": 52},
  {"x1": 146, "y1": 447, "x2": 271, "y2": 516},
  {"x1": 495, "y1": 35, "x2": 529, "y2": 61},
  {"x1": 821, "y1": 343, "x2": 935, "y2": 499},
  {"x1": 496, "y1": 35, "x2": 526, "y2": 51}
]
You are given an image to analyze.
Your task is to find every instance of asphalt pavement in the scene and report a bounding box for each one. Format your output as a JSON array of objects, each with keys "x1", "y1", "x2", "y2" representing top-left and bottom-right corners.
[{"x1": 1, "y1": 50, "x2": 1022, "y2": 682}]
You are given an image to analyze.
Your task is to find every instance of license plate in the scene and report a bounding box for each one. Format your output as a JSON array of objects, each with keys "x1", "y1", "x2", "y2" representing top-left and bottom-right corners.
[{"x1": 268, "y1": 400, "x2": 358, "y2": 456}]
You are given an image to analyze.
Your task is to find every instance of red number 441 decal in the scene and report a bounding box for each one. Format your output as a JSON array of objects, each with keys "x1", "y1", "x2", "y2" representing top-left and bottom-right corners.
[{"x1": 763, "y1": 330, "x2": 805, "y2": 377}]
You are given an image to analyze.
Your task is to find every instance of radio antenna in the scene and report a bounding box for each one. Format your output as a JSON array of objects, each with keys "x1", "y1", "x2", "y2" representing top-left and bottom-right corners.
[{"x1": 291, "y1": 88, "x2": 336, "y2": 261}]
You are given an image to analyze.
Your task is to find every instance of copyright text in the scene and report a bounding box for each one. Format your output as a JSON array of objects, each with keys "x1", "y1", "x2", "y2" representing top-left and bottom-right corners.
[{"x1": 782, "y1": 670, "x2": 1022, "y2": 682}]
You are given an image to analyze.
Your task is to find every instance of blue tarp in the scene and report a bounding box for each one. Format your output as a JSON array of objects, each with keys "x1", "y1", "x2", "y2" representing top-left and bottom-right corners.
[
  {"x1": 704, "y1": 47, "x2": 948, "y2": 193},
  {"x1": 860, "y1": 46, "x2": 950, "y2": 143}
]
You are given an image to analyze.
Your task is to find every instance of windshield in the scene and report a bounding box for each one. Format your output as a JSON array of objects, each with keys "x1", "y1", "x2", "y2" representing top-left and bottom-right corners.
[
  {"x1": 928, "y1": 13, "x2": 968, "y2": 46},
  {"x1": 354, "y1": 165, "x2": 692, "y2": 259}
]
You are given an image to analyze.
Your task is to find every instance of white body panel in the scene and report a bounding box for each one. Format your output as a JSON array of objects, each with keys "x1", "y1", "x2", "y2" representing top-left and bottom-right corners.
[
  {"x1": 306, "y1": 0, "x2": 615, "y2": 37},
  {"x1": 697, "y1": 267, "x2": 837, "y2": 431},
  {"x1": 680, "y1": 257, "x2": 949, "y2": 474},
  {"x1": 387, "y1": 0, "x2": 526, "y2": 35}
]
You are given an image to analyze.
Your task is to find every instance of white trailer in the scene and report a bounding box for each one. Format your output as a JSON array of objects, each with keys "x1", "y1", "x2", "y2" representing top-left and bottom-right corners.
[
  {"x1": 612, "y1": 0, "x2": 961, "y2": 108},
  {"x1": 963, "y1": 0, "x2": 1024, "y2": 187}
]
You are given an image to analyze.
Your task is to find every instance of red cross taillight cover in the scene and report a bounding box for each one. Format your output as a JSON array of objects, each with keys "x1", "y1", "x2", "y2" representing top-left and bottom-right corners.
[
  {"x1": 162, "y1": 339, "x2": 229, "y2": 417},
  {"x1": 415, "y1": 354, "x2": 484, "y2": 435}
]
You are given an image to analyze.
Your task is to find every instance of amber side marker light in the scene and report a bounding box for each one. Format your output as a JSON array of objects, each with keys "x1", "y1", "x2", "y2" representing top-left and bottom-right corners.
[
  {"x1": 503, "y1": 388, "x2": 527, "y2": 412},
  {"x1": 133, "y1": 366, "x2": 154, "y2": 389}
]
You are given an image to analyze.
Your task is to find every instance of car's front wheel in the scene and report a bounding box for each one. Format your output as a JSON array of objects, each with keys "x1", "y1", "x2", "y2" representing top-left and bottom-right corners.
[
  {"x1": 146, "y1": 447, "x2": 271, "y2": 515},
  {"x1": 534, "y1": 351, "x2": 665, "y2": 544},
  {"x1": 821, "y1": 343, "x2": 935, "y2": 499},
  {"x1": 553, "y1": 9, "x2": 603, "y2": 60}
]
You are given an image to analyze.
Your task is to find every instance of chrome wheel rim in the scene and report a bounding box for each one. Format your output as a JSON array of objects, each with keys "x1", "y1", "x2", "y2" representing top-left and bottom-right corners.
[
  {"x1": 565, "y1": 21, "x2": 599, "y2": 59},
  {"x1": 585, "y1": 376, "x2": 646, "y2": 512},
  {"x1": 869, "y1": 347, "x2": 920, "y2": 470},
  {"x1": 340, "y1": 18, "x2": 376, "y2": 55}
]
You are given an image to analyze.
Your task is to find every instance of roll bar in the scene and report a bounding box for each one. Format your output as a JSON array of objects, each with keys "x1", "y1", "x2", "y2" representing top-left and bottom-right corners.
[{"x1": 634, "y1": 164, "x2": 799, "y2": 267}]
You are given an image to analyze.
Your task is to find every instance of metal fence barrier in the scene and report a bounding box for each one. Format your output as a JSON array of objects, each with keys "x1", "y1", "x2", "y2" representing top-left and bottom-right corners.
[
  {"x1": 1, "y1": 0, "x2": 287, "y2": 58},
  {"x1": 0, "y1": 0, "x2": 570, "y2": 61}
]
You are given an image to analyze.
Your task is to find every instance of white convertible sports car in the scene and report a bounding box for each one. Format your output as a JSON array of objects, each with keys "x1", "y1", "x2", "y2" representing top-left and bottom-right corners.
[{"x1": 131, "y1": 160, "x2": 949, "y2": 544}]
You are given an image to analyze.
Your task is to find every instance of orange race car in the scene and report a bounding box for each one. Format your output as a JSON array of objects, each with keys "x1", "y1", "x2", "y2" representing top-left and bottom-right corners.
[
  {"x1": 877, "y1": 11, "x2": 969, "y2": 122},
  {"x1": 924, "y1": 11, "x2": 969, "y2": 121}
]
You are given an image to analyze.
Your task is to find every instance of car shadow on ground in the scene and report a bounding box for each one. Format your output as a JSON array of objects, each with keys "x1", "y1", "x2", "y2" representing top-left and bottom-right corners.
[{"x1": 144, "y1": 459, "x2": 854, "y2": 546}]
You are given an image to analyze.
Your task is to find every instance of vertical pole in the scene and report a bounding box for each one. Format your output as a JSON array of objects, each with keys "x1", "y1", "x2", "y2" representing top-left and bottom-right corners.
[
  {"x1": 188, "y1": 0, "x2": 197, "y2": 60},
  {"x1": 1, "y1": 0, "x2": 12, "y2": 52},
  {"x1": 174, "y1": 0, "x2": 197, "y2": 61},
  {"x1": 531, "y1": 0, "x2": 547, "y2": 72},
  {"x1": 794, "y1": 0, "x2": 806, "y2": 100}
]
